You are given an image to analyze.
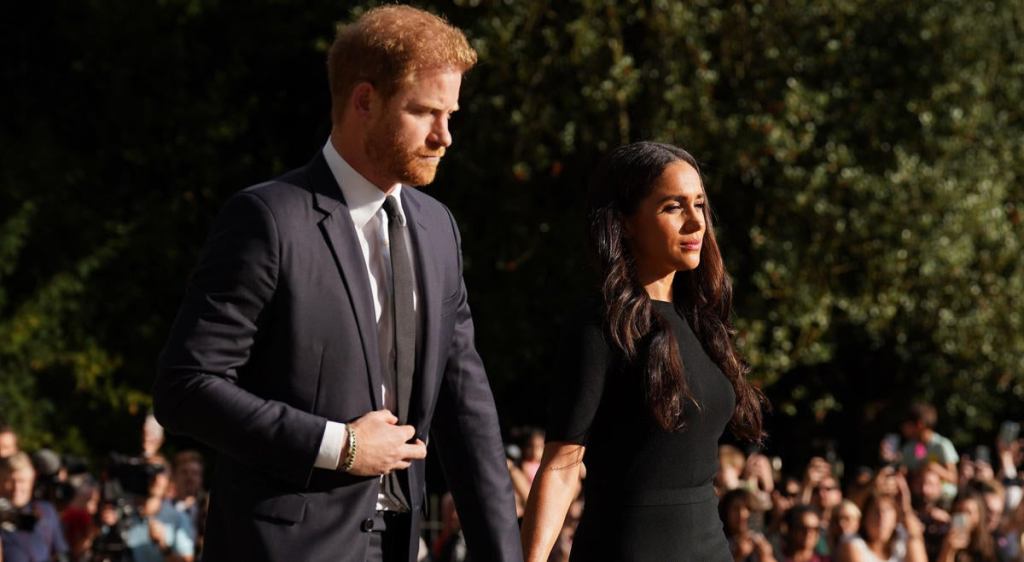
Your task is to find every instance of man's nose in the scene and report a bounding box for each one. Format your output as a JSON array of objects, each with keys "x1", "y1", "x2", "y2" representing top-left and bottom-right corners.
[{"x1": 430, "y1": 116, "x2": 452, "y2": 149}]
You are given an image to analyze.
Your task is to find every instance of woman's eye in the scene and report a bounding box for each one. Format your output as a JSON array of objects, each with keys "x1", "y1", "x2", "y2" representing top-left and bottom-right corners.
[{"x1": 664, "y1": 204, "x2": 682, "y2": 212}]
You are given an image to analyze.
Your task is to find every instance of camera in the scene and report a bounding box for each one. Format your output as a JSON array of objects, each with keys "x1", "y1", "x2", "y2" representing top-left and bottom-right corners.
[{"x1": 0, "y1": 497, "x2": 38, "y2": 532}]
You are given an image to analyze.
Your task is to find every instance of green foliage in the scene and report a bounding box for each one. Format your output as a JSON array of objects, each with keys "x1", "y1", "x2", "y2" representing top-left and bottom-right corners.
[{"x1": 2, "y1": 0, "x2": 1022, "y2": 463}]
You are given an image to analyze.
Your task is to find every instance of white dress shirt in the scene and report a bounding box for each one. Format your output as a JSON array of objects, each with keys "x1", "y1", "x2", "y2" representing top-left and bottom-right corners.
[{"x1": 313, "y1": 140, "x2": 420, "y2": 510}]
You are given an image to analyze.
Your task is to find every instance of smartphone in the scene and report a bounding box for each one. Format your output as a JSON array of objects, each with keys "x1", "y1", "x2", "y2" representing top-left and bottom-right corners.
[
  {"x1": 975, "y1": 445, "x2": 992, "y2": 465},
  {"x1": 999, "y1": 421, "x2": 1020, "y2": 445},
  {"x1": 881, "y1": 433, "x2": 901, "y2": 462},
  {"x1": 951, "y1": 512, "x2": 968, "y2": 532}
]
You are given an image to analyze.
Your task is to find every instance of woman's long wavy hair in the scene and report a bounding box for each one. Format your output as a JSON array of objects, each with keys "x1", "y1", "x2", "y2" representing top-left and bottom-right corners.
[{"x1": 586, "y1": 141, "x2": 765, "y2": 441}]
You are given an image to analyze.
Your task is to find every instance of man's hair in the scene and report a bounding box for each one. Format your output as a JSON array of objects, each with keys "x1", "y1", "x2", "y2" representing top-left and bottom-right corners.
[
  {"x1": 0, "y1": 452, "x2": 33, "y2": 478},
  {"x1": 0, "y1": 423, "x2": 14, "y2": 434},
  {"x1": 174, "y1": 450, "x2": 204, "y2": 471},
  {"x1": 326, "y1": 5, "x2": 477, "y2": 120},
  {"x1": 906, "y1": 402, "x2": 938, "y2": 428}
]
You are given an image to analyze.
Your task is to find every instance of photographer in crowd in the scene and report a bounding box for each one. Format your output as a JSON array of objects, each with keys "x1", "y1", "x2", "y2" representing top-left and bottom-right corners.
[
  {"x1": 118, "y1": 463, "x2": 195, "y2": 562},
  {"x1": 0, "y1": 452, "x2": 69, "y2": 562}
]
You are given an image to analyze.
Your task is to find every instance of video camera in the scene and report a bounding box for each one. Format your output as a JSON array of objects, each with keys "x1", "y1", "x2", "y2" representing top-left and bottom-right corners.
[{"x1": 0, "y1": 497, "x2": 38, "y2": 532}]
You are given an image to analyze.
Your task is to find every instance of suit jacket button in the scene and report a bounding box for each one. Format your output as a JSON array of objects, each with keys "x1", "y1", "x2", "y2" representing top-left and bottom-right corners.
[{"x1": 361, "y1": 518, "x2": 375, "y2": 532}]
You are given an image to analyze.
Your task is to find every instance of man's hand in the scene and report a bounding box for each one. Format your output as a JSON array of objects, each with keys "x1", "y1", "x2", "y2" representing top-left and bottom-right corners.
[
  {"x1": 343, "y1": 410, "x2": 426, "y2": 477},
  {"x1": 148, "y1": 518, "x2": 168, "y2": 549}
]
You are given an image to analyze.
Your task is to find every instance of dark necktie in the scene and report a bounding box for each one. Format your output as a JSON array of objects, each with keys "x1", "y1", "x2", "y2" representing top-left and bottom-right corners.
[{"x1": 382, "y1": 194, "x2": 414, "y2": 511}]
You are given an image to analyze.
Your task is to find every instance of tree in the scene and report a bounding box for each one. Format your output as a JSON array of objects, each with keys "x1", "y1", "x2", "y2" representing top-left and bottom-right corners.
[{"x1": 1, "y1": 0, "x2": 1021, "y2": 468}]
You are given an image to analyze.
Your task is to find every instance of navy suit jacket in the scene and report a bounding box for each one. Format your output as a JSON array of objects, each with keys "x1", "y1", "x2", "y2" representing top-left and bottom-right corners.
[{"x1": 154, "y1": 153, "x2": 523, "y2": 562}]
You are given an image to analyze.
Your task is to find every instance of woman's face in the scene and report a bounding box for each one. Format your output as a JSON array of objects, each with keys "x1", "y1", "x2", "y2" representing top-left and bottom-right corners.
[
  {"x1": 836, "y1": 504, "x2": 861, "y2": 536},
  {"x1": 625, "y1": 161, "x2": 706, "y2": 278},
  {"x1": 864, "y1": 500, "x2": 897, "y2": 543},
  {"x1": 954, "y1": 497, "x2": 982, "y2": 531},
  {"x1": 790, "y1": 512, "x2": 822, "y2": 552},
  {"x1": 727, "y1": 499, "x2": 751, "y2": 533}
]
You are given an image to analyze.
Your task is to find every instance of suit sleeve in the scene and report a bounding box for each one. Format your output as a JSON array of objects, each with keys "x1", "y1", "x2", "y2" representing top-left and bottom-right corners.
[
  {"x1": 154, "y1": 191, "x2": 326, "y2": 487},
  {"x1": 429, "y1": 209, "x2": 524, "y2": 562}
]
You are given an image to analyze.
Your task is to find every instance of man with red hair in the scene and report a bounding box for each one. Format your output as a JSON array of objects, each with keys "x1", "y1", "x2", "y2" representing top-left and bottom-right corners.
[{"x1": 155, "y1": 5, "x2": 522, "y2": 562}]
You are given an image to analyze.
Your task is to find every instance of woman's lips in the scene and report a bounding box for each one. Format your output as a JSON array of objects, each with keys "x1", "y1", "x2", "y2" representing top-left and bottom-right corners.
[{"x1": 680, "y1": 241, "x2": 701, "y2": 251}]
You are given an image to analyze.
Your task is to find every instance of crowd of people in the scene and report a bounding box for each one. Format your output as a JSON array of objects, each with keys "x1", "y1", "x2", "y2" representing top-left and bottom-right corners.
[
  {"x1": 3, "y1": 402, "x2": 1023, "y2": 562},
  {"x1": 0, "y1": 417, "x2": 204, "y2": 562},
  {"x1": 709, "y1": 403, "x2": 1024, "y2": 562},
  {"x1": 493, "y1": 403, "x2": 1024, "y2": 562}
]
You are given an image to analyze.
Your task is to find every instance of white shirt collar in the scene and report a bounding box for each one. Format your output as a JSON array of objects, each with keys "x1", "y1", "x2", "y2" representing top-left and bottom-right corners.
[{"x1": 322, "y1": 139, "x2": 405, "y2": 230}]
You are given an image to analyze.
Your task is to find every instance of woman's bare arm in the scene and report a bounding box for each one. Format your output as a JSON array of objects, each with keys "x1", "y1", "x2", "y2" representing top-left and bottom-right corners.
[{"x1": 520, "y1": 442, "x2": 585, "y2": 562}]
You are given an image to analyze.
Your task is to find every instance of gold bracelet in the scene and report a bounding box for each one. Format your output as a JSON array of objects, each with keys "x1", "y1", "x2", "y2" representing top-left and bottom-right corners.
[{"x1": 342, "y1": 426, "x2": 358, "y2": 472}]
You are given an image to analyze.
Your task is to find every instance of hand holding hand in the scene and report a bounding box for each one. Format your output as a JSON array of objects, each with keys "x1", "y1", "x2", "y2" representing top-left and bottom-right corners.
[{"x1": 344, "y1": 410, "x2": 426, "y2": 477}]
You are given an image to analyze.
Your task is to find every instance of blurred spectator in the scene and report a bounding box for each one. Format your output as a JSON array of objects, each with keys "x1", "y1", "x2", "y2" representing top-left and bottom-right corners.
[
  {"x1": 520, "y1": 428, "x2": 545, "y2": 483},
  {"x1": 170, "y1": 451, "x2": 205, "y2": 544},
  {"x1": 0, "y1": 425, "x2": 18, "y2": 459},
  {"x1": 768, "y1": 476, "x2": 805, "y2": 541},
  {"x1": 141, "y1": 415, "x2": 166, "y2": 467},
  {"x1": 909, "y1": 465, "x2": 952, "y2": 560},
  {"x1": 996, "y1": 435, "x2": 1022, "y2": 514},
  {"x1": 966, "y1": 479, "x2": 1019, "y2": 562},
  {"x1": 0, "y1": 452, "x2": 70, "y2": 562},
  {"x1": 779, "y1": 504, "x2": 829, "y2": 562},
  {"x1": 835, "y1": 491, "x2": 927, "y2": 562},
  {"x1": 121, "y1": 464, "x2": 194, "y2": 562},
  {"x1": 507, "y1": 427, "x2": 547, "y2": 519},
  {"x1": 60, "y1": 475, "x2": 100, "y2": 562},
  {"x1": 937, "y1": 493, "x2": 998, "y2": 562},
  {"x1": 802, "y1": 458, "x2": 834, "y2": 505},
  {"x1": 719, "y1": 445, "x2": 748, "y2": 492},
  {"x1": 900, "y1": 403, "x2": 959, "y2": 498},
  {"x1": 828, "y1": 500, "x2": 861, "y2": 552},
  {"x1": 812, "y1": 474, "x2": 844, "y2": 556},
  {"x1": 745, "y1": 453, "x2": 777, "y2": 512},
  {"x1": 721, "y1": 488, "x2": 778, "y2": 562},
  {"x1": 433, "y1": 493, "x2": 468, "y2": 562}
]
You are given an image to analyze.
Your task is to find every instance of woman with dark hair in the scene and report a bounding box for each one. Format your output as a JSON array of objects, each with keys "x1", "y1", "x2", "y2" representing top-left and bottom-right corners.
[
  {"x1": 721, "y1": 488, "x2": 778, "y2": 562},
  {"x1": 835, "y1": 492, "x2": 927, "y2": 562},
  {"x1": 520, "y1": 141, "x2": 766, "y2": 561},
  {"x1": 781, "y1": 504, "x2": 829, "y2": 562},
  {"x1": 936, "y1": 494, "x2": 998, "y2": 562}
]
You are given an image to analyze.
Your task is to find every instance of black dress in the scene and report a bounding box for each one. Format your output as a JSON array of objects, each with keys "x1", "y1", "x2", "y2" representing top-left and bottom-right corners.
[{"x1": 547, "y1": 300, "x2": 736, "y2": 562}]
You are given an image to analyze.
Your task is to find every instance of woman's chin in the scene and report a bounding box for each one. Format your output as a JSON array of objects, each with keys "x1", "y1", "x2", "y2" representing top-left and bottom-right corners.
[{"x1": 674, "y1": 258, "x2": 701, "y2": 272}]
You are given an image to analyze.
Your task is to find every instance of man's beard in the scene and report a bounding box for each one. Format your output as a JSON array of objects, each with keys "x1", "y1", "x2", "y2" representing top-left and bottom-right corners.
[{"x1": 366, "y1": 122, "x2": 443, "y2": 187}]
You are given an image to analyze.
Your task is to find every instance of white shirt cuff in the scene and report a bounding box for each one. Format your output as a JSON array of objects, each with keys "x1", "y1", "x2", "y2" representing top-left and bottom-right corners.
[{"x1": 314, "y1": 421, "x2": 348, "y2": 470}]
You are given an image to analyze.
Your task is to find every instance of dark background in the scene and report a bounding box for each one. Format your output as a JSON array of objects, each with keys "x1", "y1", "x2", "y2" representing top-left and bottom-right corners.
[{"x1": 1, "y1": 0, "x2": 1022, "y2": 478}]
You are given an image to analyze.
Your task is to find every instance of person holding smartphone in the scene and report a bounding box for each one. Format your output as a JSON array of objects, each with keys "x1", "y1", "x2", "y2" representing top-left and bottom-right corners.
[{"x1": 936, "y1": 494, "x2": 998, "y2": 562}]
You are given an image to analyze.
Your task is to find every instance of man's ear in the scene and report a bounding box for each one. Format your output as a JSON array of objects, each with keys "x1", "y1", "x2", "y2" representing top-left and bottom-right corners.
[{"x1": 350, "y1": 82, "x2": 377, "y2": 119}]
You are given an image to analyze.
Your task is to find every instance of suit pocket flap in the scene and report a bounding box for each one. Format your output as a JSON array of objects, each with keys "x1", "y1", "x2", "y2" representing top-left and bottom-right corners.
[{"x1": 252, "y1": 494, "x2": 307, "y2": 523}]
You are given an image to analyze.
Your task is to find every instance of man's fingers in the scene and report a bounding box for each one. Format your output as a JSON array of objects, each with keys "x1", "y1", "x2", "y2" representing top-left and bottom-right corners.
[
  {"x1": 398, "y1": 425, "x2": 416, "y2": 441},
  {"x1": 393, "y1": 460, "x2": 412, "y2": 471},
  {"x1": 401, "y1": 442, "x2": 428, "y2": 460},
  {"x1": 376, "y1": 409, "x2": 398, "y2": 424}
]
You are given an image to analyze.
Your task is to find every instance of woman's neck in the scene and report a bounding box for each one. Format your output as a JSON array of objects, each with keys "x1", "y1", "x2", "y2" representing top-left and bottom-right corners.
[
  {"x1": 640, "y1": 270, "x2": 675, "y2": 302},
  {"x1": 867, "y1": 538, "x2": 890, "y2": 556}
]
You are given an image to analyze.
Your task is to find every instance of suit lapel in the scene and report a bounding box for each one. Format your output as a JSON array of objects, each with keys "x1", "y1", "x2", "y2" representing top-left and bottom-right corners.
[
  {"x1": 402, "y1": 189, "x2": 441, "y2": 429},
  {"x1": 308, "y1": 154, "x2": 384, "y2": 410}
]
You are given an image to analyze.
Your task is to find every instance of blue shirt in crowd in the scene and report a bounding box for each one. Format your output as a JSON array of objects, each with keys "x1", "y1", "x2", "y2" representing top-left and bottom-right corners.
[
  {"x1": 0, "y1": 500, "x2": 69, "y2": 562},
  {"x1": 124, "y1": 501, "x2": 196, "y2": 562}
]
